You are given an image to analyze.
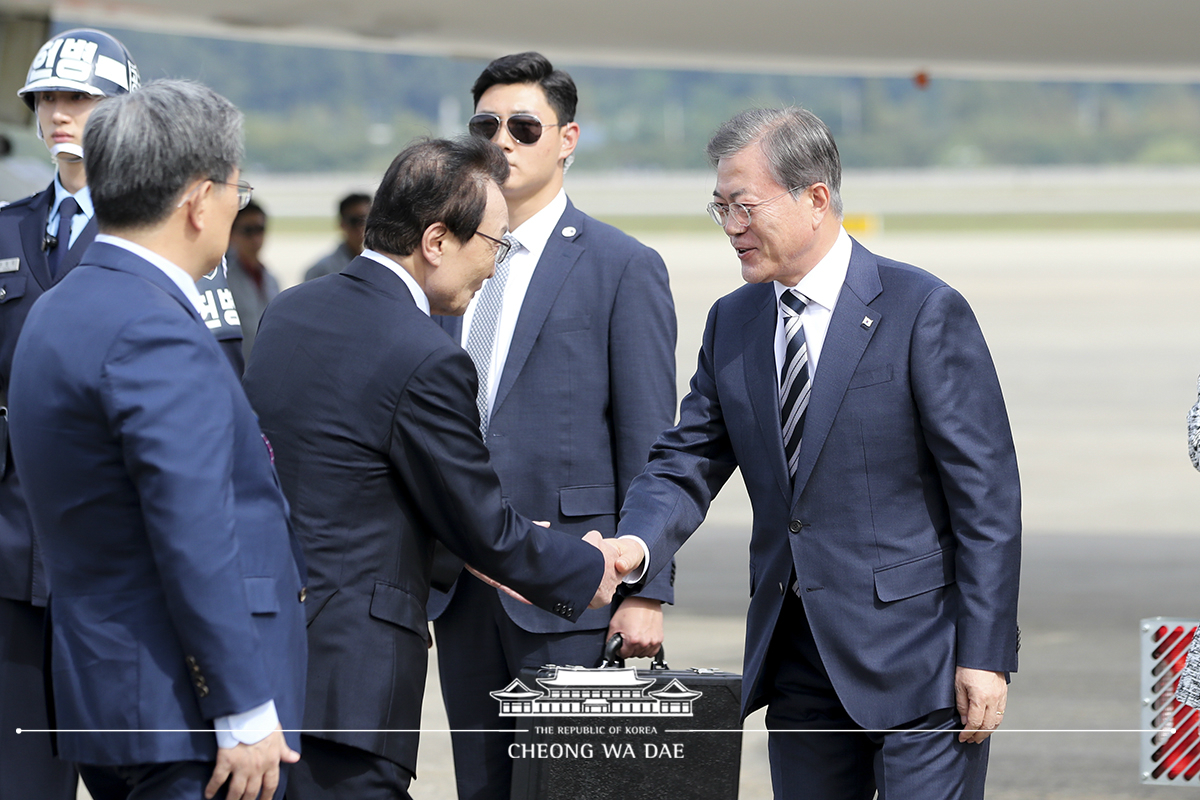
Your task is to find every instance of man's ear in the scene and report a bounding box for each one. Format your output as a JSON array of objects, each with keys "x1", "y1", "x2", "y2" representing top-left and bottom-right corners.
[
  {"x1": 181, "y1": 180, "x2": 214, "y2": 232},
  {"x1": 558, "y1": 121, "x2": 580, "y2": 166},
  {"x1": 808, "y1": 183, "x2": 832, "y2": 227},
  {"x1": 420, "y1": 221, "x2": 449, "y2": 266}
]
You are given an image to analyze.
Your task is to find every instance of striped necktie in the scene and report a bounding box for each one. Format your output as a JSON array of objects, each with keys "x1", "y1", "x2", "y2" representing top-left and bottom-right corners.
[
  {"x1": 464, "y1": 235, "x2": 518, "y2": 436},
  {"x1": 779, "y1": 289, "x2": 811, "y2": 477}
]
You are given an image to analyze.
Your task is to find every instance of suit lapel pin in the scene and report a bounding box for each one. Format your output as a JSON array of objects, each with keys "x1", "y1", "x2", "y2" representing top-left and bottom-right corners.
[
  {"x1": 561, "y1": 226, "x2": 577, "y2": 238},
  {"x1": 861, "y1": 316, "x2": 874, "y2": 329}
]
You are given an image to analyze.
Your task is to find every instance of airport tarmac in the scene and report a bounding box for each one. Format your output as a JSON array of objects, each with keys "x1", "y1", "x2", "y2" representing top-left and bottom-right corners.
[
  {"x1": 251, "y1": 225, "x2": 1200, "y2": 797},
  {"x1": 72, "y1": 224, "x2": 1200, "y2": 799}
]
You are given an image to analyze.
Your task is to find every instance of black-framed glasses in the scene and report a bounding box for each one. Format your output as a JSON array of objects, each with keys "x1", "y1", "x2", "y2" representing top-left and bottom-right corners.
[
  {"x1": 707, "y1": 185, "x2": 807, "y2": 228},
  {"x1": 474, "y1": 230, "x2": 513, "y2": 264},
  {"x1": 468, "y1": 112, "x2": 563, "y2": 145}
]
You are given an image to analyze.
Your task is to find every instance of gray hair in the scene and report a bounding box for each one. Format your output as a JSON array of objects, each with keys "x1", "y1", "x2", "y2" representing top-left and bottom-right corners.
[
  {"x1": 84, "y1": 78, "x2": 244, "y2": 231},
  {"x1": 706, "y1": 107, "x2": 843, "y2": 217}
]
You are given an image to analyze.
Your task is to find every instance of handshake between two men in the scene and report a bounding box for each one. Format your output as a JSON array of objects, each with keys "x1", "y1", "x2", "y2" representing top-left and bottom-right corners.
[{"x1": 468, "y1": 528, "x2": 648, "y2": 610}]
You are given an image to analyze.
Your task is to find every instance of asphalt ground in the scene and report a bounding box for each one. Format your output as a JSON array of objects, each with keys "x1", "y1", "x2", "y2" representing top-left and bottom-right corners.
[{"x1": 76, "y1": 224, "x2": 1200, "y2": 798}]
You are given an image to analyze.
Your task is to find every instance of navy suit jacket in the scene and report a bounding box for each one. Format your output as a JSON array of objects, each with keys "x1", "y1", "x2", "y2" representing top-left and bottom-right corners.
[
  {"x1": 0, "y1": 185, "x2": 244, "y2": 607},
  {"x1": 429, "y1": 201, "x2": 677, "y2": 633},
  {"x1": 8, "y1": 241, "x2": 307, "y2": 766},
  {"x1": 242, "y1": 256, "x2": 606, "y2": 771},
  {"x1": 618, "y1": 239, "x2": 1021, "y2": 728},
  {"x1": 0, "y1": 184, "x2": 95, "y2": 606}
]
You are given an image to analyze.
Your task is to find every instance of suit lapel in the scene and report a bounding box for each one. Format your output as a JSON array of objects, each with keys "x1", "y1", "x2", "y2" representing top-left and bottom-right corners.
[
  {"x1": 742, "y1": 286, "x2": 792, "y2": 503},
  {"x1": 490, "y1": 202, "x2": 584, "y2": 419},
  {"x1": 790, "y1": 240, "x2": 883, "y2": 506},
  {"x1": 17, "y1": 188, "x2": 53, "y2": 291},
  {"x1": 57, "y1": 215, "x2": 97, "y2": 277}
]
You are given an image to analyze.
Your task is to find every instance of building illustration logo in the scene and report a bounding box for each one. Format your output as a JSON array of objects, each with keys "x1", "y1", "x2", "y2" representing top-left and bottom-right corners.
[{"x1": 491, "y1": 666, "x2": 702, "y2": 717}]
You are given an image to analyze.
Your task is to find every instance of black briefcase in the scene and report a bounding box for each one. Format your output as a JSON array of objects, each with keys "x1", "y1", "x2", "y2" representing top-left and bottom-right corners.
[{"x1": 504, "y1": 634, "x2": 743, "y2": 800}]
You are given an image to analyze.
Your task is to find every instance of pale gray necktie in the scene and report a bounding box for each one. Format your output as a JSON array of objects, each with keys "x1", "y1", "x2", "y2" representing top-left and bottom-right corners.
[{"x1": 464, "y1": 235, "x2": 518, "y2": 436}]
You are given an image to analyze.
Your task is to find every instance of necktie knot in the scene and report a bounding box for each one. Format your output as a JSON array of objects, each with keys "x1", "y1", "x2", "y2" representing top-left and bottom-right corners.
[
  {"x1": 58, "y1": 196, "x2": 81, "y2": 222},
  {"x1": 780, "y1": 288, "x2": 807, "y2": 317}
]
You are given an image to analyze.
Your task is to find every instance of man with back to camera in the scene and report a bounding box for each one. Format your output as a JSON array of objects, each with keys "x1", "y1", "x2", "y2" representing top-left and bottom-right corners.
[
  {"x1": 7, "y1": 78, "x2": 308, "y2": 800},
  {"x1": 303, "y1": 192, "x2": 372, "y2": 281},
  {"x1": 612, "y1": 107, "x2": 1021, "y2": 798},
  {"x1": 241, "y1": 135, "x2": 637, "y2": 800},
  {"x1": 426, "y1": 52, "x2": 678, "y2": 800},
  {"x1": 0, "y1": 29, "x2": 140, "y2": 798}
]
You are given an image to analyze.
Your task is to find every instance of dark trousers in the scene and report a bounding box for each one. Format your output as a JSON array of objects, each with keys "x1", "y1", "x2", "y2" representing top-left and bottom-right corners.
[
  {"x1": 432, "y1": 574, "x2": 607, "y2": 800},
  {"x1": 80, "y1": 759, "x2": 291, "y2": 800},
  {"x1": 762, "y1": 589, "x2": 989, "y2": 800},
  {"x1": 286, "y1": 734, "x2": 413, "y2": 800},
  {"x1": 0, "y1": 596, "x2": 77, "y2": 800}
]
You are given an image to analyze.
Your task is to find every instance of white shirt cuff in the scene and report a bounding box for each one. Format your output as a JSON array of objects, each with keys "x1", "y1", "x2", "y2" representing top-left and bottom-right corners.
[
  {"x1": 618, "y1": 535, "x2": 650, "y2": 584},
  {"x1": 214, "y1": 700, "x2": 279, "y2": 749}
]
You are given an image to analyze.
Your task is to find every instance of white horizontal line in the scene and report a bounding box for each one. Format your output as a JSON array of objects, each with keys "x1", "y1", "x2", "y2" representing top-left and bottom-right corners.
[{"x1": 16, "y1": 727, "x2": 1177, "y2": 735}]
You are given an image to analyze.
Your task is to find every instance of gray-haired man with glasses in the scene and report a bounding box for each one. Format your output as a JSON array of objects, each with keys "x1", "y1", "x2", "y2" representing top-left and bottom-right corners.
[{"x1": 612, "y1": 106, "x2": 1021, "y2": 799}]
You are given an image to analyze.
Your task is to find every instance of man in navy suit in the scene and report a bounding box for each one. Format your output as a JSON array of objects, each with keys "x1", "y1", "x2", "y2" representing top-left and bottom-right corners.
[
  {"x1": 615, "y1": 108, "x2": 1021, "y2": 798},
  {"x1": 0, "y1": 30, "x2": 139, "y2": 798},
  {"x1": 242, "y1": 136, "x2": 632, "y2": 800},
  {"x1": 8, "y1": 79, "x2": 307, "y2": 800},
  {"x1": 427, "y1": 52, "x2": 678, "y2": 800}
]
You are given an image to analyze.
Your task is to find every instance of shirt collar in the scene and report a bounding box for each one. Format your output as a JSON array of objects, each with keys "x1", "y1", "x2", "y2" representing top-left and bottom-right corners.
[
  {"x1": 51, "y1": 176, "x2": 93, "y2": 220},
  {"x1": 95, "y1": 234, "x2": 205, "y2": 314},
  {"x1": 774, "y1": 226, "x2": 852, "y2": 312},
  {"x1": 510, "y1": 188, "x2": 568, "y2": 255},
  {"x1": 360, "y1": 248, "x2": 430, "y2": 316}
]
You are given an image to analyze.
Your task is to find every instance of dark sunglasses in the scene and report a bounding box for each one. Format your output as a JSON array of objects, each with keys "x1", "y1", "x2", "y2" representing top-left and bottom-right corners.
[{"x1": 468, "y1": 112, "x2": 562, "y2": 145}]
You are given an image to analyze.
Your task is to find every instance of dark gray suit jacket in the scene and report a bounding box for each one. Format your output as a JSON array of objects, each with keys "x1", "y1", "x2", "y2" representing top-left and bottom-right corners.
[{"x1": 243, "y1": 256, "x2": 606, "y2": 770}]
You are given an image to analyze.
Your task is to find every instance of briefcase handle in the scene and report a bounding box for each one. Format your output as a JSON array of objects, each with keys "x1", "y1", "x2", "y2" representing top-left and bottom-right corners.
[{"x1": 599, "y1": 633, "x2": 669, "y2": 670}]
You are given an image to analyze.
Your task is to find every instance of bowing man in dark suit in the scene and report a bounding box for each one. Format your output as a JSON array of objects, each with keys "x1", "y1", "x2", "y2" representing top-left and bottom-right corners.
[
  {"x1": 241, "y1": 136, "x2": 635, "y2": 800},
  {"x1": 613, "y1": 108, "x2": 1022, "y2": 798},
  {"x1": 427, "y1": 52, "x2": 678, "y2": 800},
  {"x1": 8, "y1": 79, "x2": 307, "y2": 800}
]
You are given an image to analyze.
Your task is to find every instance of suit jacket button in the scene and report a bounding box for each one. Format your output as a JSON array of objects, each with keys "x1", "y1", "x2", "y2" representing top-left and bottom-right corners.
[
  {"x1": 788, "y1": 520, "x2": 803, "y2": 534},
  {"x1": 197, "y1": 684, "x2": 209, "y2": 698},
  {"x1": 298, "y1": 587, "x2": 307, "y2": 603},
  {"x1": 0, "y1": 287, "x2": 8, "y2": 300},
  {"x1": 779, "y1": 582, "x2": 785, "y2": 595}
]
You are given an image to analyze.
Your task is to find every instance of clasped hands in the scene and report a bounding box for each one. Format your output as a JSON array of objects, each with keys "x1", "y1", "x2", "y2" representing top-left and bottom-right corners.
[{"x1": 465, "y1": 526, "x2": 646, "y2": 610}]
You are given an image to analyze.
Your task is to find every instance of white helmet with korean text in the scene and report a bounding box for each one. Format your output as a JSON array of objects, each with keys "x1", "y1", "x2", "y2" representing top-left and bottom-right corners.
[
  {"x1": 17, "y1": 29, "x2": 139, "y2": 160},
  {"x1": 18, "y1": 28, "x2": 139, "y2": 110}
]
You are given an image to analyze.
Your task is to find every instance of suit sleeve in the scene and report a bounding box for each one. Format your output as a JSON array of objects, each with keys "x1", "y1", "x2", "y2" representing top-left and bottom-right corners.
[
  {"x1": 608, "y1": 245, "x2": 678, "y2": 604},
  {"x1": 909, "y1": 285, "x2": 1021, "y2": 673},
  {"x1": 617, "y1": 299, "x2": 739, "y2": 587},
  {"x1": 391, "y1": 343, "x2": 605, "y2": 620},
  {"x1": 101, "y1": 309, "x2": 273, "y2": 720}
]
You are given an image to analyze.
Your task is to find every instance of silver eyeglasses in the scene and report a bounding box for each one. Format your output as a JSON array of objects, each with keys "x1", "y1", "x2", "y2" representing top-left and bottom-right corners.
[
  {"x1": 707, "y1": 185, "x2": 806, "y2": 228},
  {"x1": 221, "y1": 180, "x2": 254, "y2": 210}
]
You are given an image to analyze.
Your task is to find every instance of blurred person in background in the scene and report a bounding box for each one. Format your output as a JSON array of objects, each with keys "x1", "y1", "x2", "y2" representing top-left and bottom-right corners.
[
  {"x1": 304, "y1": 192, "x2": 372, "y2": 281},
  {"x1": 226, "y1": 199, "x2": 279, "y2": 360}
]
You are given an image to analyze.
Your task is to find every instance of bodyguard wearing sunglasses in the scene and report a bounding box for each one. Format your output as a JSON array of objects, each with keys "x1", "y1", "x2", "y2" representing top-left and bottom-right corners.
[{"x1": 428, "y1": 52, "x2": 678, "y2": 800}]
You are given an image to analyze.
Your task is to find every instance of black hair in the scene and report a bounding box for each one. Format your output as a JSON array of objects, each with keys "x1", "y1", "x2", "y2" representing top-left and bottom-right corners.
[{"x1": 471, "y1": 52, "x2": 577, "y2": 124}]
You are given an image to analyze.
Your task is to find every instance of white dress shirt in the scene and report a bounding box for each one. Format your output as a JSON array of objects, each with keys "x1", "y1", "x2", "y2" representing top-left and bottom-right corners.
[
  {"x1": 773, "y1": 227, "x2": 853, "y2": 381},
  {"x1": 94, "y1": 233, "x2": 279, "y2": 749},
  {"x1": 361, "y1": 248, "x2": 430, "y2": 316},
  {"x1": 460, "y1": 189, "x2": 567, "y2": 419}
]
